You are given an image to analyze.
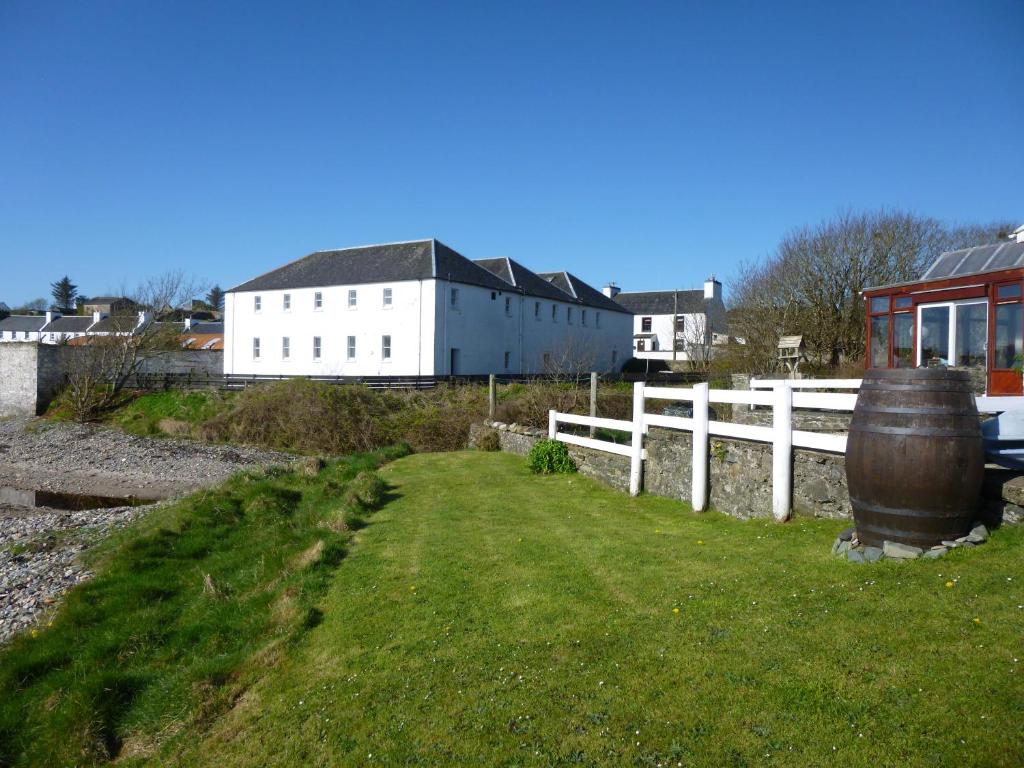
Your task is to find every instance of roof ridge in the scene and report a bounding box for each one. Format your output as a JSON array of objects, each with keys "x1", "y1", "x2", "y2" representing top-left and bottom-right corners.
[{"x1": 312, "y1": 238, "x2": 434, "y2": 255}]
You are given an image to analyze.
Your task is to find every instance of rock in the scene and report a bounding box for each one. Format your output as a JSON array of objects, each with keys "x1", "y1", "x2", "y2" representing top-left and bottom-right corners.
[
  {"x1": 1003, "y1": 503, "x2": 1024, "y2": 526},
  {"x1": 863, "y1": 546, "x2": 884, "y2": 562},
  {"x1": 837, "y1": 526, "x2": 855, "y2": 542},
  {"x1": 882, "y1": 541, "x2": 923, "y2": 559},
  {"x1": 832, "y1": 539, "x2": 850, "y2": 556},
  {"x1": 923, "y1": 546, "x2": 948, "y2": 559},
  {"x1": 965, "y1": 524, "x2": 988, "y2": 544},
  {"x1": 942, "y1": 540, "x2": 963, "y2": 548},
  {"x1": 848, "y1": 549, "x2": 865, "y2": 563}
]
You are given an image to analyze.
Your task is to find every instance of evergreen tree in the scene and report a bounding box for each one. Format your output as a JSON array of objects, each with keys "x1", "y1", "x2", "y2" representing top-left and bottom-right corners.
[
  {"x1": 205, "y1": 285, "x2": 225, "y2": 311},
  {"x1": 50, "y1": 276, "x2": 78, "y2": 311}
]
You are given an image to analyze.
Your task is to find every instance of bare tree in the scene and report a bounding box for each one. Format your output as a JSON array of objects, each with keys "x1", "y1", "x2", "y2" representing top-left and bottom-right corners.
[
  {"x1": 677, "y1": 313, "x2": 713, "y2": 374},
  {"x1": 62, "y1": 271, "x2": 207, "y2": 419},
  {"x1": 728, "y1": 210, "x2": 1015, "y2": 373}
]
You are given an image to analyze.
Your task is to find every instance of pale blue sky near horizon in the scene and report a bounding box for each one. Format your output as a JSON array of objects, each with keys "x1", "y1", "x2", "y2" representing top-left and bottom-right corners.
[{"x1": 1, "y1": 0, "x2": 1022, "y2": 307}]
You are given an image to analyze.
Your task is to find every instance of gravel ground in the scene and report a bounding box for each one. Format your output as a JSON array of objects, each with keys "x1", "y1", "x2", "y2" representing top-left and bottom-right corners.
[{"x1": 0, "y1": 416, "x2": 296, "y2": 643}]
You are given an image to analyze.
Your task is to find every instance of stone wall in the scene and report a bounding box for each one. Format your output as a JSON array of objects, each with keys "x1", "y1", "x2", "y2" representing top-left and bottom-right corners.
[{"x1": 470, "y1": 420, "x2": 851, "y2": 520}]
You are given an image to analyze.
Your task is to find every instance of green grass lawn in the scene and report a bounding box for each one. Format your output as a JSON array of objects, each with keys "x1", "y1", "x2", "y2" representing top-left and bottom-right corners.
[
  {"x1": 3, "y1": 451, "x2": 1023, "y2": 766},
  {"x1": 175, "y1": 452, "x2": 1023, "y2": 767}
]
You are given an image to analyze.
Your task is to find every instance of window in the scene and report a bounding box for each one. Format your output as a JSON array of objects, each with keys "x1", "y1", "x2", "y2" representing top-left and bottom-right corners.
[
  {"x1": 995, "y1": 303, "x2": 1023, "y2": 369},
  {"x1": 313, "y1": 336, "x2": 321, "y2": 360},
  {"x1": 955, "y1": 303, "x2": 987, "y2": 366},
  {"x1": 314, "y1": 292, "x2": 323, "y2": 310},
  {"x1": 383, "y1": 287, "x2": 393, "y2": 307},
  {"x1": 491, "y1": 291, "x2": 497, "y2": 301},
  {"x1": 348, "y1": 290, "x2": 357, "y2": 308},
  {"x1": 894, "y1": 313, "x2": 913, "y2": 368},
  {"x1": 505, "y1": 297, "x2": 512, "y2": 316},
  {"x1": 254, "y1": 296, "x2": 262, "y2": 312},
  {"x1": 504, "y1": 351, "x2": 510, "y2": 370},
  {"x1": 869, "y1": 316, "x2": 889, "y2": 368},
  {"x1": 534, "y1": 301, "x2": 540, "y2": 319},
  {"x1": 894, "y1": 296, "x2": 913, "y2": 310},
  {"x1": 919, "y1": 305, "x2": 950, "y2": 364},
  {"x1": 551, "y1": 304, "x2": 557, "y2": 322},
  {"x1": 641, "y1": 316, "x2": 652, "y2": 332},
  {"x1": 382, "y1": 335, "x2": 391, "y2": 360},
  {"x1": 450, "y1": 288, "x2": 459, "y2": 308},
  {"x1": 581, "y1": 310, "x2": 587, "y2": 326},
  {"x1": 347, "y1": 336, "x2": 356, "y2": 359},
  {"x1": 596, "y1": 312, "x2": 601, "y2": 329},
  {"x1": 23, "y1": 331, "x2": 28, "y2": 339},
  {"x1": 998, "y1": 284, "x2": 1023, "y2": 300},
  {"x1": 282, "y1": 337, "x2": 290, "y2": 359},
  {"x1": 637, "y1": 339, "x2": 646, "y2": 351},
  {"x1": 283, "y1": 294, "x2": 291, "y2": 311},
  {"x1": 252, "y1": 337, "x2": 261, "y2": 359},
  {"x1": 567, "y1": 307, "x2": 573, "y2": 325},
  {"x1": 870, "y1": 296, "x2": 890, "y2": 314}
]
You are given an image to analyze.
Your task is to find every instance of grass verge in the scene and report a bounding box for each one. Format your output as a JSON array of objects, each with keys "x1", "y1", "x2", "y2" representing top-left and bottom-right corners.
[{"x1": 0, "y1": 446, "x2": 407, "y2": 766}]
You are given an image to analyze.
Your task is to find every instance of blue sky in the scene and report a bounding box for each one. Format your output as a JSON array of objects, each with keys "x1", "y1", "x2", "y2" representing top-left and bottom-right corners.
[{"x1": 1, "y1": 1, "x2": 1021, "y2": 306}]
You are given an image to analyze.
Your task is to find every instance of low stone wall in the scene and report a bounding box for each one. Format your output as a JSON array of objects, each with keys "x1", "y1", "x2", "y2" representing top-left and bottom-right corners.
[{"x1": 470, "y1": 421, "x2": 851, "y2": 519}]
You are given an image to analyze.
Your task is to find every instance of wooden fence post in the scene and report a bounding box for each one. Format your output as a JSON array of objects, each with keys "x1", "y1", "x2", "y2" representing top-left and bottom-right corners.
[
  {"x1": 488, "y1": 374, "x2": 496, "y2": 422},
  {"x1": 548, "y1": 409, "x2": 557, "y2": 439},
  {"x1": 772, "y1": 384, "x2": 793, "y2": 522},
  {"x1": 589, "y1": 371, "x2": 598, "y2": 438},
  {"x1": 629, "y1": 381, "x2": 645, "y2": 497},
  {"x1": 691, "y1": 382, "x2": 709, "y2": 512}
]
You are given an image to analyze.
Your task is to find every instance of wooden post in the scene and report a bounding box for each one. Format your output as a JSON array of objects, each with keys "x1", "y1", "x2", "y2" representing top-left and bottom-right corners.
[
  {"x1": 488, "y1": 374, "x2": 496, "y2": 422},
  {"x1": 589, "y1": 371, "x2": 598, "y2": 438},
  {"x1": 772, "y1": 384, "x2": 793, "y2": 522},
  {"x1": 548, "y1": 409, "x2": 557, "y2": 439},
  {"x1": 691, "y1": 382, "x2": 709, "y2": 512},
  {"x1": 629, "y1": 381, "x2": 645, "y2": 496}
]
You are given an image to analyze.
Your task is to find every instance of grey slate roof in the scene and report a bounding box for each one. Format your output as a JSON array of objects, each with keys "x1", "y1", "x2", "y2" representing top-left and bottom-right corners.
[
  {"x1": 0, "y1": 315, "x2": 48, "y2": 332},
  {"x1": 188, "y1": 321, "x2": 224, "y2": 334},
  {"x1": 41, "y1": 316, "x2": 95, "y2": 333},
  {"x1": 230, "y1": 239, "x2": 510, "y2": 294},
  {"x1": 91, "y1": 316, "x2": 140, "y2": 333},
  {"x1": 614, "y1": 290, "x2": 707, "y2": 315},
  {"x1": 475, "y1": 258, "x2": 574, "y2": 302},
  {"x1": 537, "y1": 272, "x2": 631, "y2": 313}
]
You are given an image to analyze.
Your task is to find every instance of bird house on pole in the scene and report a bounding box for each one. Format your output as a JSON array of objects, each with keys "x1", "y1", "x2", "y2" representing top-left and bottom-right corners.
[{"x1": 777, "y1": 335, "x2": 806, "y2": 377}]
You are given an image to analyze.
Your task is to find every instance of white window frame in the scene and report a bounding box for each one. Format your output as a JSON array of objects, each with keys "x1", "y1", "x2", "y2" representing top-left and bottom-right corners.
[
  {"x1": 581, "y1": 309, "x2": 587, "y2": 327},
  {"x1": 347, "y1": 335, "x2": 356, "y2": 360},
  {"x1": 916, "y1": 299, "x2": 989, "y2": 367},
  {"x1": 314, "y1": 291, "x2": 323, "y2": 310},
  {"x1": 450, "y1": 287, "x2": 460, "y2": 308},
  {"x1": 382, "y1": 334, "x2": 391, "y2": 360},
  {"x1": 505, "y1": 297, "x2": 512, "y2": 316},
  {"x1": 567, "y1": 307, "x2": 574, "y2": 325},
  {"x1": 313, "y1": 336, "x2": 322, "y2": 360},
  {"x1": 254, "y1": 295, "x2": 262, "y2": 312},
  {"x1": 283, "y1": 294, "x2": 291, "y2": 311},
  {"x1": 252, "y1": 337, "x2": 261, "y2": 360},
  {"x1": 551, "y1": 304, "x2": 558, "y2": 322},
  {"x1": 534, "y1": 301, "x2": 541, "y2": 320},
  {"x1": 282, "y1": 336, "x2": 290, "y2": 360},
  {"x1": 383, "y1": 287, "x2": 393, "y2": 308},
  {"x1": 348, "y1": 289, "x2": 358, "y2": 309}
]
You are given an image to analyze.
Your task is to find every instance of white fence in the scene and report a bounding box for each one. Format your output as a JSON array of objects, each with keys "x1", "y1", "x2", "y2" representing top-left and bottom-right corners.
[
  {"x1": 549, "y1": 377, "x2": 1024, "y2": 522},
  {"x1": 548, "y1": 381, "x2": 856, "y2": 523}
]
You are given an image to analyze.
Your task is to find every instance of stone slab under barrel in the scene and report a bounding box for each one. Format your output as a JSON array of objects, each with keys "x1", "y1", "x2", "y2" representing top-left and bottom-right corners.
[{"x1": 845, "y1": 368, "x2": 984, "y2": 549}]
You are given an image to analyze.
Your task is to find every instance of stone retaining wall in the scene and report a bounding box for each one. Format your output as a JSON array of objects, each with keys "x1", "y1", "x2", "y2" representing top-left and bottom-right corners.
[{"x1": 470, "y1": 421, "x2": 851, "y2": 519}]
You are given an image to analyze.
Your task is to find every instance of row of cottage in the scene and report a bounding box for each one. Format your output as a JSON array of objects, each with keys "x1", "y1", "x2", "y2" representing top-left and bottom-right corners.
[{"x1": 1, "y1": 239, "x2": 729, "y2": 376}]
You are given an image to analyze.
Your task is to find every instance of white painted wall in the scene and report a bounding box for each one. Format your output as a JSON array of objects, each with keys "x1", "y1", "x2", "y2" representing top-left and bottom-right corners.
[
  {"x1": 224, "y1": 280, "x2": 438, "y2": 376},
  {"x1": 225, "y1": 278, "x2": 632, "y2": 376},
  {"x1": 632, "y1": 312, "x2": 713, "y2": 361}
]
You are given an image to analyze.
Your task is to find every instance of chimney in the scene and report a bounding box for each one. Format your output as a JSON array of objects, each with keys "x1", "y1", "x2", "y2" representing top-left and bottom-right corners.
[
  {"x1": 1014, "y1": 224, "x2": 1024, "y2": 244},
  {"x1": 45, "y1": 311, "x2": 53, "y2": 325},
  {"x1": 184, "y1": 317, "x2": 192, "y2": 331},
  {"x1": 92, "y1": 311, "x2": 102, "y2": 325},
  {"x1": 704, "y1": 275, "x2": 722, "y2": 301},
  {"x1": 603, "y1": 282, "x2": 621, "y2": 299}
]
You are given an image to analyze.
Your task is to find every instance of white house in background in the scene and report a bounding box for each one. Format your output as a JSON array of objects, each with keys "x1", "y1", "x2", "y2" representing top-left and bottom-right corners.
[
  {"x1": 0, "y1": 312, "x2": 54, "y2": 343},
  {"x1": 611, "y1": 278, "x2": 728, "y2": 362},
  {"x1": 223, "y1": 239, "x2": 633, "y2": 376},
  {"x1": 39, "y1": 313, "x2": 98, "y2": 344}
]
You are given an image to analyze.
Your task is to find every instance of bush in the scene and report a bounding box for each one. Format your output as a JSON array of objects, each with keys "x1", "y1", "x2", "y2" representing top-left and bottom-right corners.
[
  {"x1": 526, "y1": 439, "x2": 576, "y2": 475},
  {"x1": 346, "y1": 471, "x2": 387, "y2": 510},
  {"x1": 475, "y1": 428, "x2": 501, "y2": 452}
]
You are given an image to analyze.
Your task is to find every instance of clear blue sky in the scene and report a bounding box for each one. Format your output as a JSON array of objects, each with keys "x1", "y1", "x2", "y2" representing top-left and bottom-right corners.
[{"x1": 2, "y1": 0, "x2": 1021, "y2": 306}]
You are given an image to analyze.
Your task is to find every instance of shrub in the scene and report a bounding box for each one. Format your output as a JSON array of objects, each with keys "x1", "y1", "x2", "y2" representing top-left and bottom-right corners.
[
  {"x1": 526, "y1": 439, "x2": 576, "y2": 474},
  {"x1": 346, "y1": 471, "x2": 387, "y2": 510},
  {"x1": 475, "y1": 428, "x2": 501, "y2": 452}
]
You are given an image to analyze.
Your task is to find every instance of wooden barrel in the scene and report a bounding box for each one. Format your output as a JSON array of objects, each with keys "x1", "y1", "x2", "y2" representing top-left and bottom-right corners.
[{"x1": 846, "y1": 368, "x2": 984, "y2": 549}]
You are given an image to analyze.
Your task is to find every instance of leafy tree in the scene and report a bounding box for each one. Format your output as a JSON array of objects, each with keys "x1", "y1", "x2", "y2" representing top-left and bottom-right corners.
[
  {"x1": 50, "y1": 276, "x2": 78, "y2": 311},
  {"x1": 205, "y1": 285, "x2": 225, "y2": 312}
]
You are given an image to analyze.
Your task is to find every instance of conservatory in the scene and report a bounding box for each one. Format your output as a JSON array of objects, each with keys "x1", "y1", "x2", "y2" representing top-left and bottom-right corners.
[{"x1": 863, "y1": 233, "x2": 1024, "y2": 395}]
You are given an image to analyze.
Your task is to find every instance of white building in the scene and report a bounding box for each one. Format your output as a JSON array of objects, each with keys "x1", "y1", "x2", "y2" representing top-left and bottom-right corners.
[
  {"x1": 223, "y1": 239, "x2": 633, "y2": 376},
  {"x1": 611, "y1": 278, "x2": 728, "y2": 362},
  {"x1": 0, "y1": 313, "x2": 53, "y2": 343}
]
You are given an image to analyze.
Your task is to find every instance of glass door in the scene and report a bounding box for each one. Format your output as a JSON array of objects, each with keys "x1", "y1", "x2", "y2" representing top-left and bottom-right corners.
[{"x1": 916, "y1": 301, "x2": 987, "y2": 369}]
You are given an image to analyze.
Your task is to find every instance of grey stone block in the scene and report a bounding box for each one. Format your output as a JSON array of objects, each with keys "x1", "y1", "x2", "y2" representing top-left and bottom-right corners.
[
  {"x1": 883, "y1": 541, "x2": 923, "y2": 559},
  {"x1": 848, "y1": 549, "x2": 865, "y2": 563},
  {"x1": 863, "y1": 546, "x2": 883, "y2": 562},
  {"x1": 923, "y1": 547, "x2": 948, "y2": 559}
]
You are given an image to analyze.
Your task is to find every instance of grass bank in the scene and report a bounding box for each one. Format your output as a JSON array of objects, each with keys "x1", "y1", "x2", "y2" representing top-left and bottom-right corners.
[
  {"x1": 0, "y1": 448, "x2": 406, "y2": 766},
  {"x1": 170, "y1": 453, "x2": 1024, "y2": 766}
]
